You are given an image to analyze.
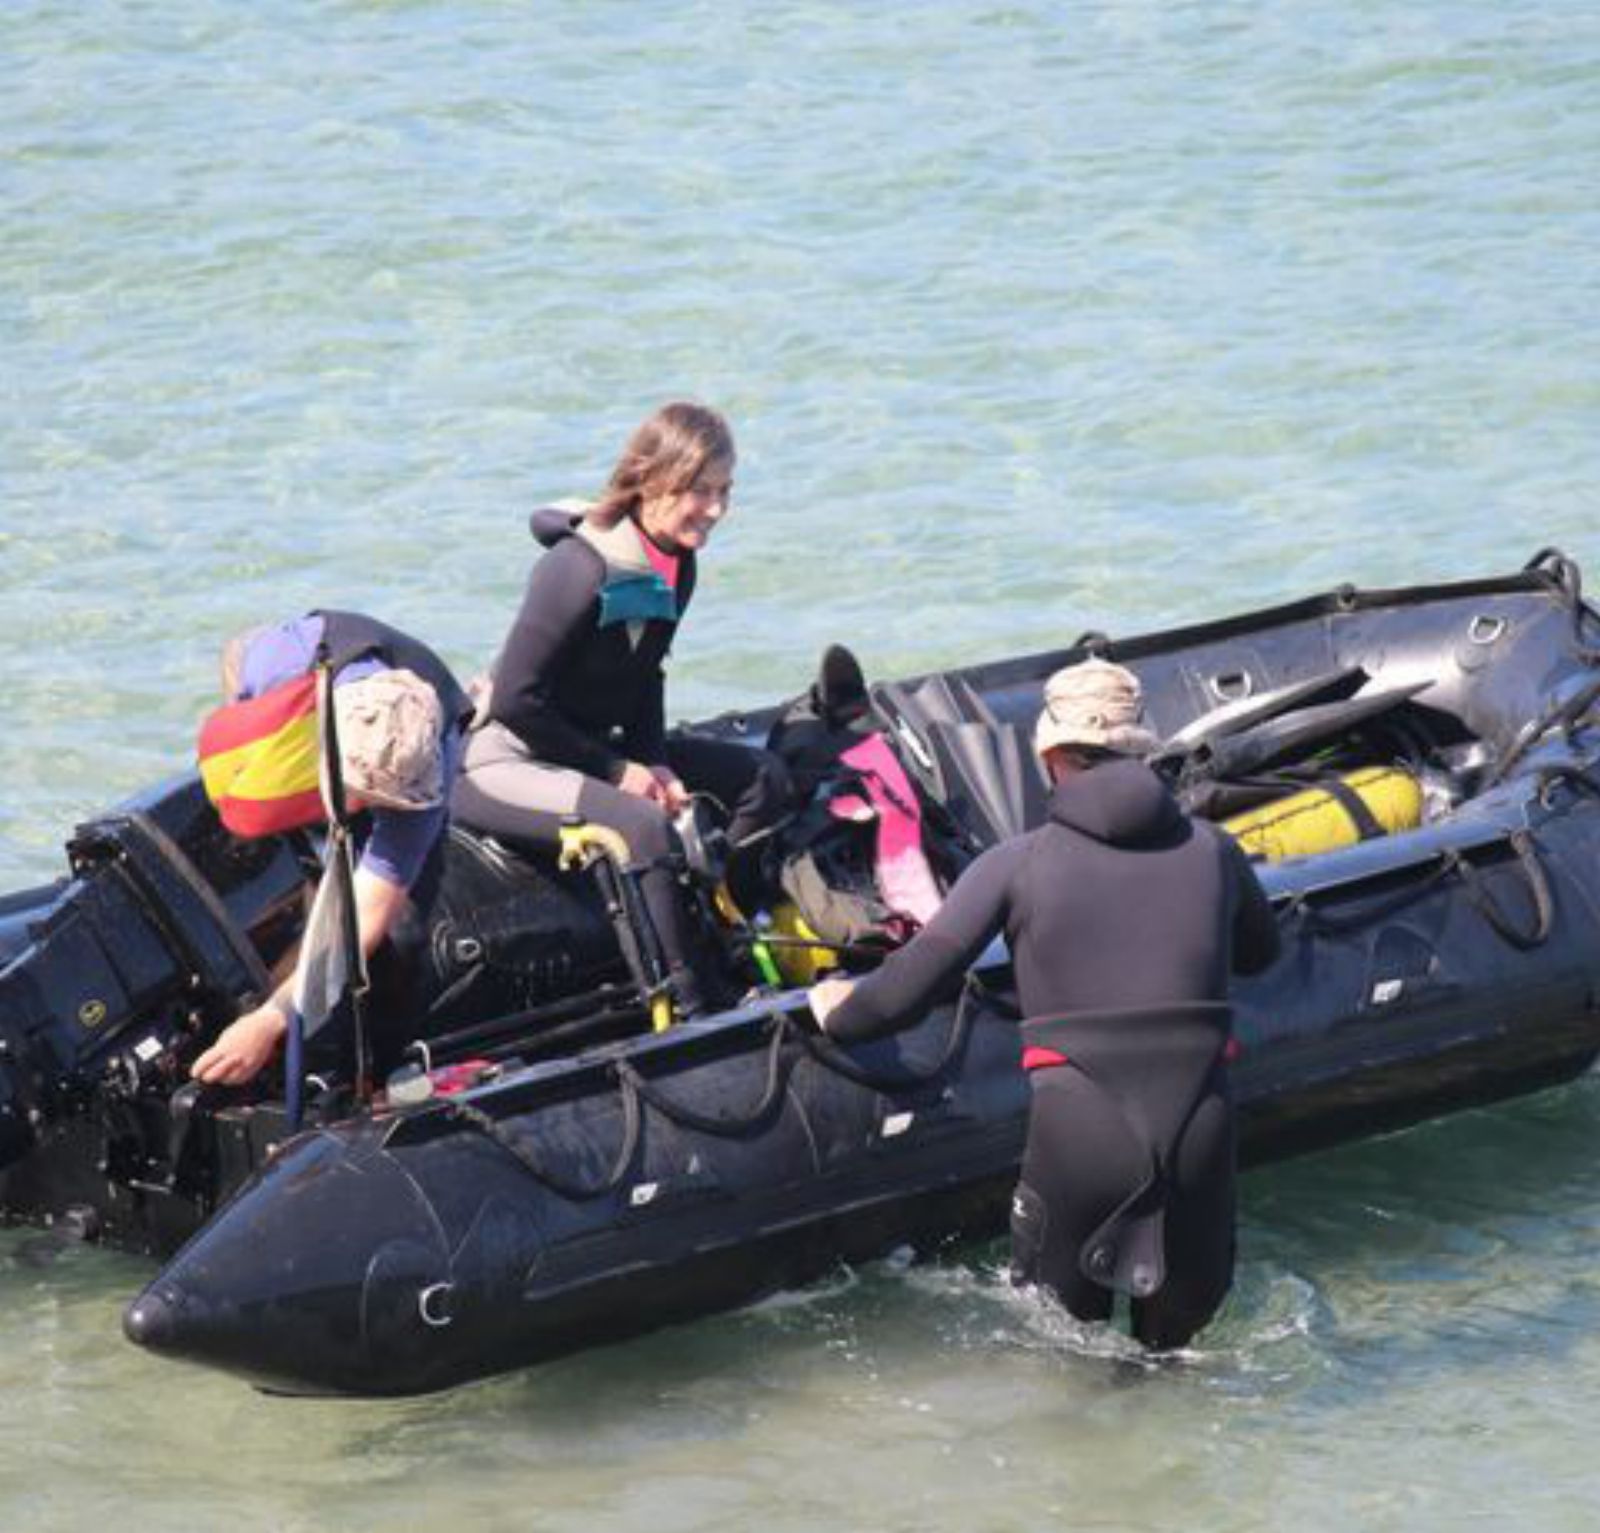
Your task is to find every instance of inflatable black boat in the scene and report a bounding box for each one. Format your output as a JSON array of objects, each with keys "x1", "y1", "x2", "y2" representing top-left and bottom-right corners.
[{"x1": 4, "y1": 550, "x2": 1600, "y2": 1396}]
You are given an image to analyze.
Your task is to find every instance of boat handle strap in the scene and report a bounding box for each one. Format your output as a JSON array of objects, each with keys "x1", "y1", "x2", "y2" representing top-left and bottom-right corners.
[
  {"x1": 430, "y1": 1066, "x2": 643, "y2": 1203},
  {"x1": 1288, "y1": 832, "x2": 1553, "y2": 950},
  {"x1": 1452, "y1": 830, "x2": 1554, "y2": 951},
  {"x1": 614, "y1": 1015, "x2": 795, "y2": 1138},
  {"x1": 1524, "y1": 546, "x2": 1600, "y2": 667},
  {"x1": 1287, "y1": 857, "x2": 1458, "y2": 936},
  {"x1": 787, "y1": 974, "x2": 984, "y2": 1093}
]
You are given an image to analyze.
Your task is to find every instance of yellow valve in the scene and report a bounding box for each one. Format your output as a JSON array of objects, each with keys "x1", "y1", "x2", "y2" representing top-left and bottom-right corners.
[{"x1": 711, "y1": 882, "x2": 744, "y2": 926}]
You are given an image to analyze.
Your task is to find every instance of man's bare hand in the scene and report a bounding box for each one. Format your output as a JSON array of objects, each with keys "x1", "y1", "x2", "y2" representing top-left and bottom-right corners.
[
  {"x1": 191, "y1": 1005, "x2": 289, "y2": 1086},
  {"x1": 808, "y1": 976, "x2": 857, "y2": 1032}
]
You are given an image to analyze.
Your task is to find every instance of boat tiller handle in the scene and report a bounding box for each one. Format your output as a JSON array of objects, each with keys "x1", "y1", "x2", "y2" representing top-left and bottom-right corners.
[
  {"x1": 558, "y1": 819, "x2": 677, "y2": 1030},
  {"x1": 557, "y1": 822, "x2": 632, "y2": 873}
]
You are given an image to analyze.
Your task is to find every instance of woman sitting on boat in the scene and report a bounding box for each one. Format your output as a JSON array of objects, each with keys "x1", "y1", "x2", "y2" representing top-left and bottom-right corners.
[
  {"x1": 453, "y1": 401, "x2": 791, "y2": 1017},
  {"x1": 809, "y1": 658, "x2": 1281, "y2": 1349},
  {"x1": 192, "y1": 612, "x2": 475, "y2": 1086}
]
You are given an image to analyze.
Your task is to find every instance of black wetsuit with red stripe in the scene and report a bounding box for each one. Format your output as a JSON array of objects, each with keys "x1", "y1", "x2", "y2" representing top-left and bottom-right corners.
[{"x1": 826, "y1": 758, "x2": 1279, "y2": 1345}]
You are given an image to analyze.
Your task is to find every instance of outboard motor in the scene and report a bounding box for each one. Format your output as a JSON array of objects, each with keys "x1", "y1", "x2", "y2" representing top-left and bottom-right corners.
[{"x1": 0, "y1": 778, "x2": 306, "y2": 1175}]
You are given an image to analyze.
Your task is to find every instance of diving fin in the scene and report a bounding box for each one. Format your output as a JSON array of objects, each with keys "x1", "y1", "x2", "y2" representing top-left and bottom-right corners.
[
  {"x1": 1193, "y1": 680, "x2": 1431, "y2": 781},
  {"x1": 816, "y1": 643, "x2": 869, "y2": 728},
  {"x1": 1161, "y1": 665, "x2": 1366, "y2": 754},
  {"x1": 925, "y1": 719, "x2": 1047, "y2": 845}
]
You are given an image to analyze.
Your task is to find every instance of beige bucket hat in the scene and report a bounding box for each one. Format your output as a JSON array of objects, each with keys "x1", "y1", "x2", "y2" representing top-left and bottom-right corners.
[
  {"x1": 333, "y1": 668, "x2": 445, "y2": 810},
  {"x1": 1033, "y1": 657, "x2": 1159, "y2": 759}
]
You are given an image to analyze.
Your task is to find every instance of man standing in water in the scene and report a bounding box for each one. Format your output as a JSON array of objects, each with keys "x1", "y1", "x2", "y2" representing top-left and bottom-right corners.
[{"x1": 809, "y1": 658, "x2": 1279, "y2": 1348}]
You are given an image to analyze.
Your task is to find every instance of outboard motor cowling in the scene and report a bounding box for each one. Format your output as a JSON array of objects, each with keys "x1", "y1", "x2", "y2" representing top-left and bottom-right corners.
[{"x1": 0, "y1": 797, "x2": 294, "y2": 1174}]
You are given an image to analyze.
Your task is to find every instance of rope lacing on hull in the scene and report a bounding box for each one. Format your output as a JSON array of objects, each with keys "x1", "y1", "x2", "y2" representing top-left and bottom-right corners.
[
  {"x1": 1286, "y1": 829, "x2": 1553, "y2": 951},
  {"x1": 786, "y1": 978, "x2": 982, "y2": 1091},
  {"x1": 431, "y1": 1065, "x2": 643, "y2": 1202},
  {"x1": 416, "y1": 978, "x2": 988, "y2": 1201}
]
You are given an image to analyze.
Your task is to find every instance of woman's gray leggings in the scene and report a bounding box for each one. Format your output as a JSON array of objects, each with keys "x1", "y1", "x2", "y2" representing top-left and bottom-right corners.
[{"x1": 451, "y1": 722, "x2": 790, "y2": 998}]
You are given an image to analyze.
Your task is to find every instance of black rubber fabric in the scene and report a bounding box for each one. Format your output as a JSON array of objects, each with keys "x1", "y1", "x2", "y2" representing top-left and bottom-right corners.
[{"x1": 1011, "y1": 1062, "x2": 1237, "y2": 1350}]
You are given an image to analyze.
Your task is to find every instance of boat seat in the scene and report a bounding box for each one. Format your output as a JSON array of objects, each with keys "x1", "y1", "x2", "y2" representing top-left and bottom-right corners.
[{"x1": 447, "y1": 821, "x2": 569, "y2": 881}]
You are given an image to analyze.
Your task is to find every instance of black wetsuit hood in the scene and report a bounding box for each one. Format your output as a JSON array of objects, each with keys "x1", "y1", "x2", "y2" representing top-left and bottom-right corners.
[{"x1": 1048, "y1": 759, "x2": 1185, "y2": 848}]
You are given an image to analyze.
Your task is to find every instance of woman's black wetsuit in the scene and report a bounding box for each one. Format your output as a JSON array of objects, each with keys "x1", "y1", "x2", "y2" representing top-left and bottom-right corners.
[
  {"x1": 826, "y1": 758, "x2": 1280, "y2": 1347},
  {"x1": 452, "y1": 508, "x2": 789, "y2": 1009}
]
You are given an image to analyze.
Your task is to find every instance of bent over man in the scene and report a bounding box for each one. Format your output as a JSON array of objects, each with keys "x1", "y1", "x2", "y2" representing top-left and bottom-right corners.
[
  {"x1": 810, "y1": 658, "x2": 1279, "y2": 1348},
  {"x1": 193, "y1": 610, "x2": 473, "y2": 1086}
]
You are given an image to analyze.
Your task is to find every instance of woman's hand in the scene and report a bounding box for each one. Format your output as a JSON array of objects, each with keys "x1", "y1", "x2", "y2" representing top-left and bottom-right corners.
[
  {"x1": 649, "y1": 765, "x2": 690, "y2": 814},
  {"x1": 617, "y1": 760, "x2": 666, "y2": 802},
  {"x1": 618, "y1": 761, "x2": 688, "y2": 812}
]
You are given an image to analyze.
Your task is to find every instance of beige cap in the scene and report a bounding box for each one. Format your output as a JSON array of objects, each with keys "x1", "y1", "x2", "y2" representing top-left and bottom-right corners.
[
  {"x1": 334, "y1": 669, "x2": 445, "y2": 811},
  {"x1": 1033, "y1": 658, "x2": 1159, "y2": 759}
]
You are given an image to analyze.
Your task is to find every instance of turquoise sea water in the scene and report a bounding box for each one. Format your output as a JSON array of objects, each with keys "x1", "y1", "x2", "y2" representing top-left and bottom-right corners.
[{"x1": 4, "y1": 3, "x2": 1599, "y2": 1528}]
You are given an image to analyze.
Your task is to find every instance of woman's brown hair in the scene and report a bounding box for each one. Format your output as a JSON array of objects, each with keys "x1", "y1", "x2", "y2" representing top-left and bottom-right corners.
[{"x1": 587, "y1": 401, "x2": 736, "y2": 530}]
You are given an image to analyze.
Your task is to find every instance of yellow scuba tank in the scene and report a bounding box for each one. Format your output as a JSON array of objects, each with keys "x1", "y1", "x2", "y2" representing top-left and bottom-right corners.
[{"x1": 1223, "y1": 766, "x2": 1423, "y2": 862}]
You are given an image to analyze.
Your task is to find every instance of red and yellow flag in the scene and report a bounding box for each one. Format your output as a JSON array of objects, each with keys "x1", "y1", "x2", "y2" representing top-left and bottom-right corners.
[{"x1": 197, "y1": 674, "x2": 325, "y2": 838}]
